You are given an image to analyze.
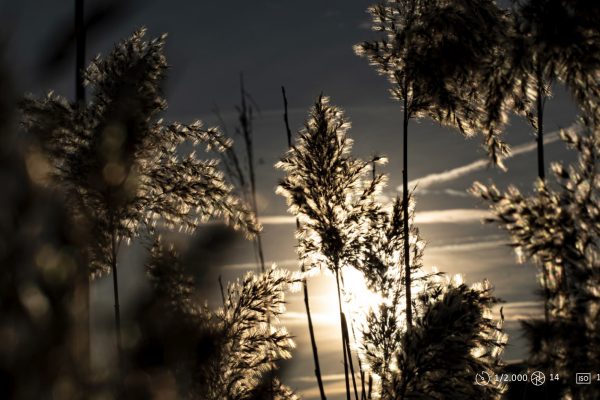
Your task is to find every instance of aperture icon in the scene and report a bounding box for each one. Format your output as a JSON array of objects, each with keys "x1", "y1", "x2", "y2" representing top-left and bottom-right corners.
[{"x1": 531, "y1": 371, "x2": 546, "y2": 386}]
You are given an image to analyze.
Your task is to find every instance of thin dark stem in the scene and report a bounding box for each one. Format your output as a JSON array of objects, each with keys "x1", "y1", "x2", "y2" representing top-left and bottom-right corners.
[
  {"x1": 239, "y1": 74, "x2": 270, "y2": 397},
  {"x1": 240, "y1": 74, "x2": 265, "y2": 274},
  {"x1": 402, "y1": 90, "x2": 412, "y2": 330},
  {"x1": 302, "y1": 264, "x2": 327, "y2": 400},
  {"x1": 75, "y1": 0, "x2": 85, "y2": 105},
  {"x1": 282, "y1": 86, "x2": 327, "y2": 400},
  {"x1": 536, "y1": 70, "x2": 551, "y2": 325},
  {"x1": 367, "y1": 375, "x2": 373, "y2": 400},
  {"x1": 74, "y1": 0, "x2": 90, "y2": 378},
  {"x1": 350, "y1": 323, "x2": 367, "y2": 400},
  {"x1": 372, "y1": 159, "x2": 376, "y2": 181},
  {"x1": 335, "y1": 267, "x2": 351, "y2": 400},
  {"x1": 536, "y1": 78, "x2": 545, "y2": 182},
  {"x1": 342, "y1": 313, "x2": 360, "y2": 400},
  {"x1": 213, "y1": 105, "x2": 248, "y2": 202},
  {"x1": 218, "y1": 275, "x2": 226, "y2": 307},
  {"x1": 339, "y1": 270, "x2": 366, "y2": 399},
  {"x1": 282, "y1": 86, "x2": 293, "y2": 148},
  {"x1": 110, "y1": 225, "x2": 122, "y2": 369}
]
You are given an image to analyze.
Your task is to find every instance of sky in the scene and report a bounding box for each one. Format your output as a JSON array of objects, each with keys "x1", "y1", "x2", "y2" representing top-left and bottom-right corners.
[{"x1": 2, "y1": 0, "x2": 581, "y2": 398}]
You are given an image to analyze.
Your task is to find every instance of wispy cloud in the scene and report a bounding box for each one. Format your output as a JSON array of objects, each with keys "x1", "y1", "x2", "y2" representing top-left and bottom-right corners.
[
  {"x1": 221, "y1": 258, "x2": 299, "y2": 270},
  {"x1": 402, "y1": 124, "x2": 578, "y2": 191},
  {"x1": 259, "y1": 215, "x2": 296, "y2": 225},
  {"x1": 281, "y1": 311, "x2": 338, "y2": 326},
  {"x1": 417, "y1": 188, "x2": 471, "y2": 197},
  {"x1": 414, "y1": 208, "x2": 489, "y2": 224},
  {"x1": 260, "y1": 208, "x2": 490, "y2": 227},
  {"x1": 493, "y1": 300, "x2": 542, "y2": 322},
  {"x1": 428, "y1": 238, "x2": 508, "y2": 253},
  {"x1": 294, "y1": 374, "x2": 347, "y2": 383}
]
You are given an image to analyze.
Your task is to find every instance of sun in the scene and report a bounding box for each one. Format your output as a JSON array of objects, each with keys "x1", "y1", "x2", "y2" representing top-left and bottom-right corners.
[
  {"x1": 302, "y1": 266, "x2": 386, "y2": 360},
  {"x1": 340, "y1": 267, "x2": 384, "y2": 318},
  {"x1": 309, "y1": 268, "x2": 383, "y2": 333}
]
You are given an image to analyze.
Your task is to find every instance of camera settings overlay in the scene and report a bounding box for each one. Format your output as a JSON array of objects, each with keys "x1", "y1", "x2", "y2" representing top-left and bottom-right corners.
[{"x1": 474, "y1": 371, "x2": 600, "y2": 386}]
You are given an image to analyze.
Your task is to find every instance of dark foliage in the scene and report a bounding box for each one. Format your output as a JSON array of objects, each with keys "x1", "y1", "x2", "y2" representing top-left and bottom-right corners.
[
  {"x1": 124, "y1": 241, "x2": 298, "y2": 399},
  {"x1": 473, "y1": 120, "x2": 600, "y2": 398},
  {"x1": 21, "y1": 28, "x2": 257, "y2": 277},
  {"x1": 390, "y1": 281, "x2": 506, "y2": 399},
  {"x1": 355, "y1": 0, "x2": 511, "y2": 164},
  {"x1": 509, "y1": 0, "x2": 600, "y2": 126}
]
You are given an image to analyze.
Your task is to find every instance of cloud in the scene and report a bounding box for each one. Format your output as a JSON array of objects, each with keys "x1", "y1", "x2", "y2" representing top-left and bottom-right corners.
[
  {"x1": 221, "y1": 258, "x2": 299, "y2": 270},
  {"x1": 294, "y1": 374, "x2": 347, "y2": 384},
  {"x1": 402, "y1": 124, "x2": 578, "y2": 191},
  {"x1": 357, "y1": 21, "x2": 372, "y2": 30},
  {"x1": 259, "y1": 215, "x2": 296, "y2": 225},
  {"x1": 281, "y1": 311, "x2": 338, "y2": 326},
  {"x1": 259, "y1": 208, "x2": 489, "y2": 227},
  {"x1": 417, "y1": 188, "x2": 471, "y2": 197},
  {"x1": 493, "y1": 300, "x2": 542, "y2": 322},
  {"x1": 408, "y1": 158, "x2": 490, "y2": 192},
  {"x1": 414, "y1": 208, "x2": 489, "y2": 224},
  {"x1": 427, "y1": 238, "x2": 508, "y2": 253}
]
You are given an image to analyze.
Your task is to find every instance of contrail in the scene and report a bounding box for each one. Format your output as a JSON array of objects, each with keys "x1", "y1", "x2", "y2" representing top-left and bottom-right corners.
[
  {"x1": 259, "y1": 208, "x2": 490, "y2": 226},
  {"x1": 403, "y1": 124, "x2": 578, "y2": 191}
]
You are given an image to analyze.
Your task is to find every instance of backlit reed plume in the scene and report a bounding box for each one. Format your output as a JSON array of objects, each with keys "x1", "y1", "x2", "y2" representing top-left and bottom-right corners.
[
  {"x1": 276, "y1": 96, "x2": 385, "y2": 400},
  {"x1": 135, "y1": 240, "x2": 299, "y2": 399},
  {"x1": 355, "y1": 0, "x2": 509, "y2": 330},
  {"x1": 20, "y1": 28, "x2": 257, "y2": 365}
]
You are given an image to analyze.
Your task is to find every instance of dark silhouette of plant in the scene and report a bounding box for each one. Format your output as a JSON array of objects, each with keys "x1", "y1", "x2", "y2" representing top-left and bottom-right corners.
[
  {"x1": 472, "y1": 120, "x2": 600, "y2": 398},
  {"x1": 73, "y1": 0, "x2": 91, "y2": 372},
  {"x1": 281, "y1": 86, "x2": 327, "y2": 400},
  {"x1": 355, "y1": 0, "x2": 509, "y2": 328},
  {"x1": 214, "y1": 74, "x2": 275, "y2": 397},
  {"x1": 353, "y1": 191, "x2": 504, "y2": 399},
  {"x1": 20, "y1": 28, "x2": 256, "y2": 363},
  {"x1": 277, "y1": 96, "x2": 384, "y2": 400},
  {"x1": 503, "y1": 0, "x2": 600, "y2": 180},
  {"x1": 215, "y1": 75, "x2": 267, "y2": 274},
  {"x1": 238, "y1": 76, "x2": 267, "y2": 274},
  {"x1": 389, "y1": 279, "x2": 506, "y2": 399},
  {"x1": 478, "y1": 0, "x2": 600, "y2": 336},
  {"x1": 127, "y1": 240, "x2": 298, "y2": 400},
  {"x1": 75, "y1": 0, "x2": 85, "y2": 106}
]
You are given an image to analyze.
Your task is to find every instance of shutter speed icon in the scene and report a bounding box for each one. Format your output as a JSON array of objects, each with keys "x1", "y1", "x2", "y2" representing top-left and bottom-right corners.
[{"x1": 475, "y1": 371, "x2": 491, "y2": 386}]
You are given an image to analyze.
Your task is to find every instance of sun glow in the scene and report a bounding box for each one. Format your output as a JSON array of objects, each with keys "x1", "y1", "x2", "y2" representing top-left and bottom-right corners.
[
  {"x1": 312, "y1": 268, "x2": 384, "y2": 337},
  {"x1": 310, "y1": 265, "x2": 449, "y2": 350},
  {"x1": 341, "y1": 267, "x2": 384, "y2": 320},
  {"x1": 322, "y1": 267, "x2": 397, "y2": 344},
  {"x1": 339, "y1": 266, "x2": 439, "y2": 343}
]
